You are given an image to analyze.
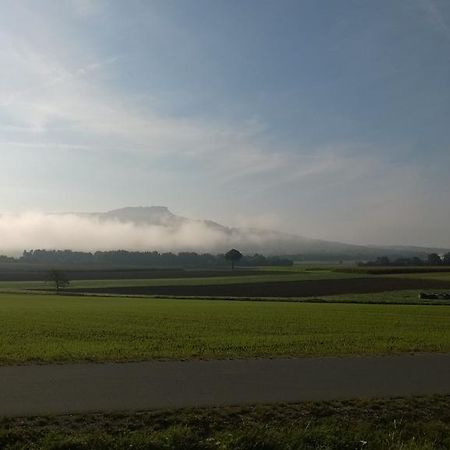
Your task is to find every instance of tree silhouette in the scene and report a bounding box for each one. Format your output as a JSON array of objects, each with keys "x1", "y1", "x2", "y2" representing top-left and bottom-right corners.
[
  {"x1": 47, "y1": 269, "x2": 70, "y2": 294},
  {"x1": 225, "y1": 249, "x2": 243, "y2": 270},
  {"x1": 427, "y1": 253, "x2": 442, "y2": 266}
]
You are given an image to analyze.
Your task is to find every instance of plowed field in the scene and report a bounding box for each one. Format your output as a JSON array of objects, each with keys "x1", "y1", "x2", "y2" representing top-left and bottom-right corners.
[{"x1": 66, "y1": 277, "x2": 450, "y2": 298}]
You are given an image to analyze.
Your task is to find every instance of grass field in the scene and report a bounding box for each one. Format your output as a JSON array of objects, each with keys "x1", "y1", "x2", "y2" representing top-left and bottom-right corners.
[
  {"x1": 1, "y1": 395, "x2": 449, "y2": 449},
  {"x1": 1, "y1": 293, "x2": 449, "y2": 364}
]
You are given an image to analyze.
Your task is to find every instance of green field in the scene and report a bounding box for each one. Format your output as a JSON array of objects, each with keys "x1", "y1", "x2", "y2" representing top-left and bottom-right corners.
[{"x1": 1, "y1": 293, "x2": 449, "y2": 364}]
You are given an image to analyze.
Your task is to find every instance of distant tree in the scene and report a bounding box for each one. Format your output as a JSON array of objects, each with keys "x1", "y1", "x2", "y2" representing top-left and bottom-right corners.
[
  {"x1": 47, "y1": 269, "x2": 70, "y2": 294},
  {"x1": 443, "y1": 253, "x2": 450, "y2": 266},
  {"x1": 225, "y1": 249, "x2": 243, "y2": 270},
  {"x1": 0, "y1": 255, "x2": 16, "y2": 263},
  {"x1": 427, "y1": 253, "x2": 442, "y2": 266}
]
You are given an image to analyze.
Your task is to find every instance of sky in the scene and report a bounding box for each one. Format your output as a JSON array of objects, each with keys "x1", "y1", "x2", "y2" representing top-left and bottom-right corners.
[{"x1": 0, "y1": 0, "x2": 449, "y2": 248}]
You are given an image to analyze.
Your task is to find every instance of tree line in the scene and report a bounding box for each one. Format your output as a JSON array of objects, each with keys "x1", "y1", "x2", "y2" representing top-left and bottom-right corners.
[
  {"x1": 360, "y1": 253, "x2": 450, "y2": 267},
  {"x1": 3, "y1": 249, "x2": 293, "y2": 268}
]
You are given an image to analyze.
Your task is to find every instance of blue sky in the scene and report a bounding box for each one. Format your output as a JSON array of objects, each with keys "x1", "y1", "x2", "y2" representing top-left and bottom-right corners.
[{"x1": 1, "y1": 0, "x2": 449, "y2": 246}]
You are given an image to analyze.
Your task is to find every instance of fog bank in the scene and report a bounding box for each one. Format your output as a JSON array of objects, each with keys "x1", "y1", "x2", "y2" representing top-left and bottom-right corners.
[{"x1": 0, "y1": 212, "x2": 235, "y2": 256}]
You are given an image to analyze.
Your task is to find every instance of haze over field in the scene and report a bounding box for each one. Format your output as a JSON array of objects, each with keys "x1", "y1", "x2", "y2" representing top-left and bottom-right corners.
[{"x1": 1, "y1": 1, "x2": 449, "y2": 248}]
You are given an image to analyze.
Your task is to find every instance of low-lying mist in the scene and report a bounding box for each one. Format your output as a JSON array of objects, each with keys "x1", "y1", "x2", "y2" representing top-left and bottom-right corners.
[{"x1": 0, "y1": 212, "x2": 237, "y2": 256}]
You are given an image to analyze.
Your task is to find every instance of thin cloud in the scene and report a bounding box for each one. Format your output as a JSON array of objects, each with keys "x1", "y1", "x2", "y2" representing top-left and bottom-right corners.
[{"x1": 0, "y1": 25, "x2": 288, "y2": 179}]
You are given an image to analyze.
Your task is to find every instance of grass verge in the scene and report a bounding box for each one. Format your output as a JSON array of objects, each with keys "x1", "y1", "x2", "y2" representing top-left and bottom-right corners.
[{"x1": 1, "y1": 396, "x2": 450, "y2": 449}]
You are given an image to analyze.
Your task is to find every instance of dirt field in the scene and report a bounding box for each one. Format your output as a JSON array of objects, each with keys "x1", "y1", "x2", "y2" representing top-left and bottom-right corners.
[{"x1": 66, "y1": 277, "x2": 450, "y2": 298}]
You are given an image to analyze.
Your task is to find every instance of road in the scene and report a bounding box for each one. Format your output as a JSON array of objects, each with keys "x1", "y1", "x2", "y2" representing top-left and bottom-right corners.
[{"x1": 1, "y1": 353, "x2": 449, "y2": 416}]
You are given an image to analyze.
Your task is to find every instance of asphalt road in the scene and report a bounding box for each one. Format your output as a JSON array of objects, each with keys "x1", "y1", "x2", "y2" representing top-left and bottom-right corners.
[{"x1": 1, "y1": 353, "x2": 449, "y2": 417}]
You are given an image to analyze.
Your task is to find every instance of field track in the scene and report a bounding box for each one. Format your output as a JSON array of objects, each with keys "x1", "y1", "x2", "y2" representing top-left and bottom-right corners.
[
  {"x1": 1, "y1": 354, "x2": 449, "y2": 416},
  {"x1": 67, "y1": 277, "x2": 450, "y2": 297}
]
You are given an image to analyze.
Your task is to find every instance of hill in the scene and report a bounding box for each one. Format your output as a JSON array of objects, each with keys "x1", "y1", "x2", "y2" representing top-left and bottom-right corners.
[{"x1": 77, "y1": 207, "x2": 447, "y2": 259}]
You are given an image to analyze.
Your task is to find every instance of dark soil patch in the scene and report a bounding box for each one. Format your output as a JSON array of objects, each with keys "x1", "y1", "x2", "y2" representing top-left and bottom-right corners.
[{"x1": 66, "y1": 277, "x2": 450, "y2": 298}]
